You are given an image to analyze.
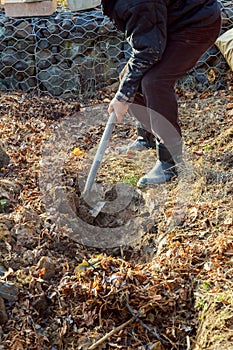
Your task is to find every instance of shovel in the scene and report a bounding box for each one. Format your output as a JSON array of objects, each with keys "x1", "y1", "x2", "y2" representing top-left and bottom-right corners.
[{"x1": 81, "y1": 111, "x2": 117, "y2": 216}]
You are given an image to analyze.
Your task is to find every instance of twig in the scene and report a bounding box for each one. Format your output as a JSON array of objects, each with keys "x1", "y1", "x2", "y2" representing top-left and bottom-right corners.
[
  {"x1": 190, "y1": 337, "x2": 204, "y2": 349},
  {"x1": 126, "y1": 302, "x2": 169, "y2": 346},
  {"x1": 88, "y1": 317, "x2": 135, "y2": 350}
]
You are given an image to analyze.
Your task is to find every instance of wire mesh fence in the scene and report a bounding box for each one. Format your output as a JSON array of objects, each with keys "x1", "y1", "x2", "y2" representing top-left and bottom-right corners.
[{"x1": 0, "y1": 0, "x2": 232, "y2": 101}]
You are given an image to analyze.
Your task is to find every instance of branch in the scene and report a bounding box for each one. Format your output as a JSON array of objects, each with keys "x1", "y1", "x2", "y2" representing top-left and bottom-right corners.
[
  {"x1": 126, "y1": 302, "x2": 169, "y2": 346},
  {"x1": 88, "y1": 317, "x2": 135, "y2": 350}
]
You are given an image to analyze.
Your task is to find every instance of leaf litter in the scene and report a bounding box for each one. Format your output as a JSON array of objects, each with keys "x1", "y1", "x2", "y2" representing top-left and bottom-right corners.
[{"x1": 0, "y1": 75, "x2": 232, "y2": 349}]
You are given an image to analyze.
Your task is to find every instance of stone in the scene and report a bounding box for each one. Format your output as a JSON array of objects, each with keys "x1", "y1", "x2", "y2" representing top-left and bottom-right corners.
[
  {"x1": 14, "y1": 61, "x2": 29, "y2": 72},
  {"x1": 36, "y1": 49, "x2": 52, "y2": 61},
  {"x1": 4, "y1": 27, "x2": 14, "y2": 39},
  {"x1": 59, "y1": 41, "x2": 83, "y2": 59},
  {"x1": 1, "y1": 49, "x2": 19, "y2": 67},
  {"x1": 4, "y1": 0, "x2": 57, "y2": 18},
  {"x1": 220, "y1": 2, "x2": 233, "y2": 28},
  {"x1": 51, "y1": 46, "x2": 59, "y2": 54},
  {"x1": 46, "y1": 22, "x2": 59, "y2": 35},
  {"x1": 16, "y1": 41, "x2": 35, "y2": 54},
  {"x1": 62, "y1": 19, "x2": 74, "y2": 31},
  {"x1": 97, "y1": 17, "x2": 115, "y2": 34},
  {"x1": 25, "y1": 77, "x2": 37, "y2": 88},
  {"x1": 59, "y1": 30, "x2": 69, "y2": 39},
  {"x1": 38, "y1": 66, "x2": 77, "y2": 96},
  {"x1": 3, "y1": 77, "x2": 19, "y2": 91},
  {"x1": 15, "y1": 21, "x2": 33, "y2": 39},
  {"x1": 37, "y1": 59, "x2": 51, "y2": 70},
  {"x1": 0, "y1": 281, "x2": 18, "y2": 302},
  {"x1": 47, "y1": 34, "x2": 63, "y2": 45},
  {"x1": 25, "y1": 59, "x2": 35, "y2": 76},
  {"x1": 0, "y1": 6, "x2": 230, "y2": 99},
  {"x1": 18, "y1": 81, "x2": 34, "y2": 92},
  {"x1": 37, "y1": 38, "x2": 50, "y2": 50}
]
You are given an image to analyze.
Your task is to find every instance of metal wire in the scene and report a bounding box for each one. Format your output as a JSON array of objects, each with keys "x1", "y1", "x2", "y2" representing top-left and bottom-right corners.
[{"x1": 0, "y1": 0, "x2": 232, "y2": 101}]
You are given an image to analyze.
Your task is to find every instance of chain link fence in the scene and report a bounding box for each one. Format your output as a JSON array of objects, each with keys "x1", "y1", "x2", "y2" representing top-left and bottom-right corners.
[{"x1": 0, "y1": 0, "x2": 232, "y2": 101}]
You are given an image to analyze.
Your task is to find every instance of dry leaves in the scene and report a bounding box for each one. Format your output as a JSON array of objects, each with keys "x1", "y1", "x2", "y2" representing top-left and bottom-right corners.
[{"x1": 0, "y1": 88, "x2": 232, "y2": 349}]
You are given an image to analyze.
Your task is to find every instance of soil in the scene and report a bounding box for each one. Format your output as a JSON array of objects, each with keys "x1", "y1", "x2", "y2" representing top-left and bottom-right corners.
[{"x1": 0, "y1": 74, "x2": 233, "y2": 350}]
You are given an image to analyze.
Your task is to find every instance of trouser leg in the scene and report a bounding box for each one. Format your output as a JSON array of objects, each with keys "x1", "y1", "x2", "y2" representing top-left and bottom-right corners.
[
  {"x1": 136, "y1": 17, "x2": 221, "y2": 187},
  {"x1": 140, "y1": 17, "x2": 221, "y2": 146}
]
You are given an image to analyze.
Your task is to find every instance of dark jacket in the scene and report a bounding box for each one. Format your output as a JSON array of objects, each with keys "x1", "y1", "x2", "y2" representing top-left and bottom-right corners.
[{"x1": 101, "y1": 0, "x2": 220, "y2": 102}]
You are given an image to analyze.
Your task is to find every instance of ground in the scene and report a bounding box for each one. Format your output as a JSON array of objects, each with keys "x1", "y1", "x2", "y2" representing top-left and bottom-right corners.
[{"x1": 0, "y1": 74, "x2": 233, "y2": 350}]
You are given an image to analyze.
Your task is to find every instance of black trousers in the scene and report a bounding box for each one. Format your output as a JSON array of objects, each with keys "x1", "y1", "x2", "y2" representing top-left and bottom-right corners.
[{"x1": 130, "y1": 16, "x2": 222, "y2": 146}]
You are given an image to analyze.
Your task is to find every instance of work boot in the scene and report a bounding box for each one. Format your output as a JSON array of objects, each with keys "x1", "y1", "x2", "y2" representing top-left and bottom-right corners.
[
  {"x1": 0, "y1": 145, "x2": 10, "y2": 169},
  {"x1": 137, "y1": 140, "x2": 183, "y2": 188},
  {"x1": 117, "y1": 122, "x2": 156, "y2": 152}
]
